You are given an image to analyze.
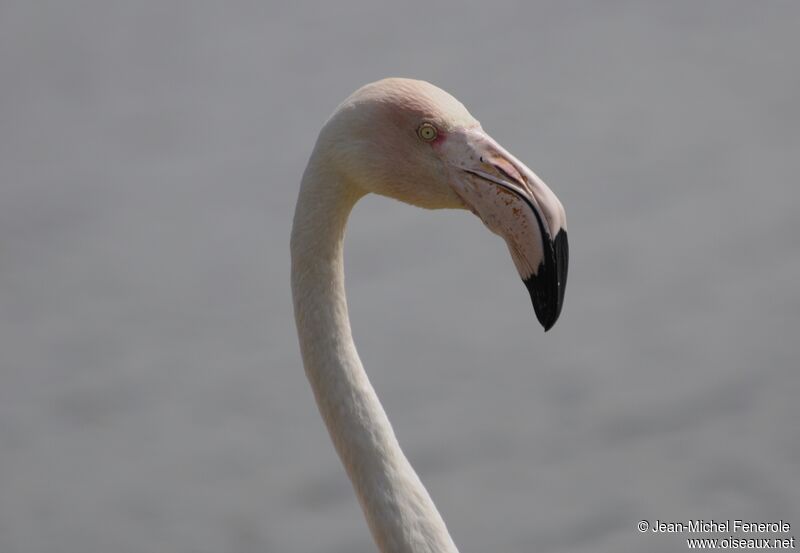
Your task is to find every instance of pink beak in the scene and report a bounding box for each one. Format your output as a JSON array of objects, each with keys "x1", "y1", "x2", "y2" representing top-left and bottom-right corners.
[{"x1": 439, "y1": 127, "x2": 568, "y2": 331}]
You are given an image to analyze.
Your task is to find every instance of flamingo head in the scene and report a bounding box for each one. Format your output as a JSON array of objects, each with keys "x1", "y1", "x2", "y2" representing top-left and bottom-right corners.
[{"x1": 321, "y1": 78, "x2": 568, "y2": 331}]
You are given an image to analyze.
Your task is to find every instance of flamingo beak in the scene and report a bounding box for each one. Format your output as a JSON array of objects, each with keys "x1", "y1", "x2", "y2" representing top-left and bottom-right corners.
[{"x1": 441, "y1": 127, "x2": 569, "y2": 331}]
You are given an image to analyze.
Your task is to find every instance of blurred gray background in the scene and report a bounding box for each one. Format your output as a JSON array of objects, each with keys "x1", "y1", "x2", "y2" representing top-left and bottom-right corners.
[{"x1": 1, "y1": 2, "x2": 798, "y2": 552}]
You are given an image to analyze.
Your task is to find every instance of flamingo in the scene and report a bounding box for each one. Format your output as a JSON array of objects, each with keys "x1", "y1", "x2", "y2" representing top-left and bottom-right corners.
[{"x1": 291, "y1": 78, "x2": 568, "y2": 553}]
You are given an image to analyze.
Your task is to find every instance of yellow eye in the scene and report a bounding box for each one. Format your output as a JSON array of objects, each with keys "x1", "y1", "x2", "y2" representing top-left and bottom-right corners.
[{"x1": 417, "y1": 122, "x2": 438, "y2": 142}]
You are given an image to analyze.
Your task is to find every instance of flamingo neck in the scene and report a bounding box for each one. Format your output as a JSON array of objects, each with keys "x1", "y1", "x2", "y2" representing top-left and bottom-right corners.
[{"x1": 290, "y1": 155, "x2": 459, "y2": 553}]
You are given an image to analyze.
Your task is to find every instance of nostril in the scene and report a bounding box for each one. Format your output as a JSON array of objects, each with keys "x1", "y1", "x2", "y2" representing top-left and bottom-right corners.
[
  {"x1": 493, "y1": 162, "x2": 523, "y2": 185},
  {"x1": 492, "y1": 159, "x2": 525, "y2": 185}
]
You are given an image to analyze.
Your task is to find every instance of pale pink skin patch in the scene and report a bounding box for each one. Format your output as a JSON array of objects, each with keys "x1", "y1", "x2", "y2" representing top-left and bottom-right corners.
[
  {"x1": 452, "y1": 171, "x2": 545, "y2": 279},
  {"x1": 432, "y1": 126, "x2": 555, "y2": 279}
]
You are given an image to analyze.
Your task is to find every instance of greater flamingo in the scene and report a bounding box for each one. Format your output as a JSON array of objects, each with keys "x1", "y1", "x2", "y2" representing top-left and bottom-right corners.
[{"x1": 291, "y1": 78, "x2": 568, "y2": 553}]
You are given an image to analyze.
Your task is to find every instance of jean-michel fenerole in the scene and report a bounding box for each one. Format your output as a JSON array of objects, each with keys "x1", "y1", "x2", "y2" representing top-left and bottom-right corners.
[{"x1": 650, "y1": 520, "x2": 791, "y2": 533}]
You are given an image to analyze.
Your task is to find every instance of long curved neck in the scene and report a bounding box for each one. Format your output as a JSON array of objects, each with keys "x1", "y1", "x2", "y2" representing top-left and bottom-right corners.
[{"x1": 291, "y1": 154, "x2": 459, "y2": 553}]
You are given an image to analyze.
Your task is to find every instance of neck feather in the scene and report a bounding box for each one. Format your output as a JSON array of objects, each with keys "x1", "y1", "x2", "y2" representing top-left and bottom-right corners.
[{"x1": 290, "y1": 154, "x2": 459, "y2": 553}]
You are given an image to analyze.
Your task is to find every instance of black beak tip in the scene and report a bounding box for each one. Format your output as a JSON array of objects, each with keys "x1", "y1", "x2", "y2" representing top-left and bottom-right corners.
[
  {"x1": 526, "y1": 281, "x2": 560, "y2": 332},
  {"x1": 524, "y1": 229, "x2": 569, "y2": 332}
]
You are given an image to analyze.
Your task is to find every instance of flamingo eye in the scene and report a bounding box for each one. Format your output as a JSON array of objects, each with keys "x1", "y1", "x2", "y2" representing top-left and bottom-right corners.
[{"x1": 417, "y1": 122, "x2": 438, "y2": 142}]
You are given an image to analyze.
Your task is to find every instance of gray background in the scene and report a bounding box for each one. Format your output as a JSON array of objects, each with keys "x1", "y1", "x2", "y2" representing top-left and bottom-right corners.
[{"x1": 1, "y1": 2, "x2": 798, "y2": 552}]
